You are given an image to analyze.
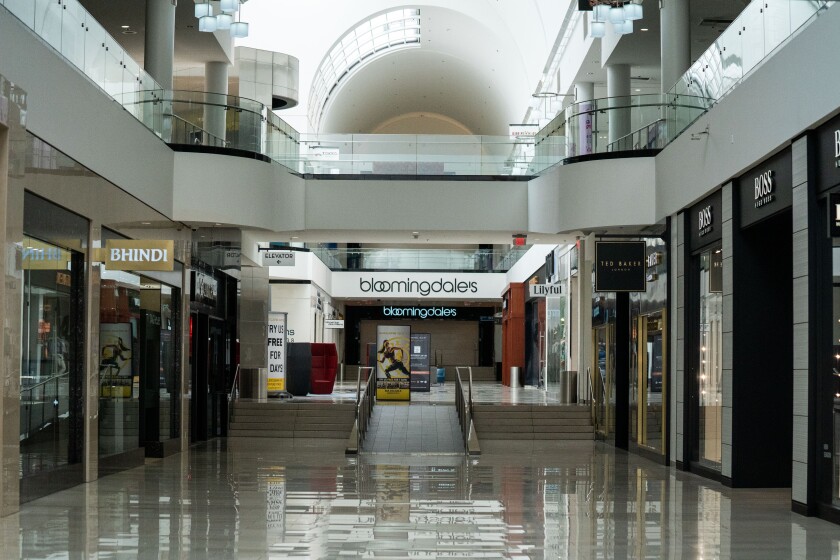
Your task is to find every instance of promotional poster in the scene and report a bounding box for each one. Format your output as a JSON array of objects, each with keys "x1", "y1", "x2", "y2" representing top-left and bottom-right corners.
[
  {"x1": 376, "y1": 325, "x2": 411, "y2": 401},
  {"x1": 410, "y1": 333, "x2": 431, "y2": 392},
  {"x1": 99, "y1": 322, "x2": 133, "y2": 397},
  {"x1": 267, "y1": 312, "x2": 288, "y2": 394}
]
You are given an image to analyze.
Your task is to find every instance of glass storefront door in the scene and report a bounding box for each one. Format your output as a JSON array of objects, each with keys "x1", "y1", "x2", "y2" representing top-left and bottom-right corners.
[
  {"x1": 20, "y1": 237, "x2": 83, "y2": 478},
  {"x1": 696, "y1": 247, "x2": 723, "y2": 470},
  {"x1": 593, "y1": 324, "x2": 616, "y2": 438},
  {"x1": 631, "y1": 312, "x2": 667, "y2": 453}
]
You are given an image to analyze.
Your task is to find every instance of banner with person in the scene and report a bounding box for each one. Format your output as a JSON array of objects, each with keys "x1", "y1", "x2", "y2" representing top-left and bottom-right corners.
[{"x1": 376, "y1": 325, "x2": 411, "y2": 401}]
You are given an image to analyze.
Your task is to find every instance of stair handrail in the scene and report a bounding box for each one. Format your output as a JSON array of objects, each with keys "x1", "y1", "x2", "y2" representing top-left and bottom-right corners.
[
  {"x1": 355, "y1": 366, "x2": 375, "y2": 452},
  {"x1": 455, "y1": 366, "x2": 479, "y2": 455},
  {"x1": 228, "y1": 364, "x2": 241, "y2": 402}
]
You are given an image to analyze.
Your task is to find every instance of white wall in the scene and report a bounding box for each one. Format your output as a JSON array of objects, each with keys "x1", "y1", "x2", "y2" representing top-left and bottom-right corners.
[
  {"x1": 0, "y1": 9, "x2": 175, "y2": 216},
  {"x1": 270, "y1": 283, "x2": 313, "y2": 343},
  {"x1": 173, "y1": 153, "x2": 305, "y2": 230},
  {"x1": 505, "y1": 244, "x2": 557, "y2": 283},
  {"x1": 304, "y1": 179, "x2": 529, "y2": 233},
  {"x1": 529, "y1": 157, "x2": 656, "y2": 234},
  {"x1": 655, "y1": 5, "x2": 840, "y2": 219}
]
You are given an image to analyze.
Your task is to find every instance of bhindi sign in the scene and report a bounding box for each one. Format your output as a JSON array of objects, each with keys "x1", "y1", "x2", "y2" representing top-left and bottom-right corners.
[
  {"x1": 262, "y1": 250, "x2": 296, "y2": 267},
  {"x1": 594, "y1": 241, "x2": 646, "y2": 292},
  {"x1": 98, "y1": 240, "x2": 174, "y2": 271}
]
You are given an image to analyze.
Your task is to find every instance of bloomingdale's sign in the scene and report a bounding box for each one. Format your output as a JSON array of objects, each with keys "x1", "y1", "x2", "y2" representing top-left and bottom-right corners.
[{"x1": 332, "y1": 272, "x2": 507, "y2": 299}]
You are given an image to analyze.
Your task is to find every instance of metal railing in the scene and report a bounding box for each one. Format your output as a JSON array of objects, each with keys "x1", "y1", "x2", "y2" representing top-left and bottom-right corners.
[
  {"x1": 20, "y1": 372, "x2": 70, "y2": 442},
  {"x1": 347, "y1": 366, "x2": 375, "y2": 454},
  {"x1": 455, "y1": 366, "x2": 479, "y2": 455},
  {"x1": 227, "y1": 364, "x2": 242, "y2": 403},
  {"x1": 167, "y1": 113, "x2": 227, "y2": 149}
]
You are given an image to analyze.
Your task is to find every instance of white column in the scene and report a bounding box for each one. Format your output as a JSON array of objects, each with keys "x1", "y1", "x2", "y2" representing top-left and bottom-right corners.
[
  {"x1": 660, "y1": 0, "x2": 691, "y2": 93},
  {"x1": 574, "y1": 82, "x2": 595, "y2": 155},
  {"x1": 144, "y1": 0, "x2": 176, "y2": 90},
  {"x1": 607, "y1": 64, "x2": 631, "y2": 145},
  {"x1": 204, "y1": 61, "x2": 229, "y2": 145}
]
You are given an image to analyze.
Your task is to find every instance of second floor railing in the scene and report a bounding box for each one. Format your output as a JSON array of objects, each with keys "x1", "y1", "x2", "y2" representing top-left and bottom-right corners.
[{"x1": 309, "y1": 246, "x2": 528, "y2": 272}]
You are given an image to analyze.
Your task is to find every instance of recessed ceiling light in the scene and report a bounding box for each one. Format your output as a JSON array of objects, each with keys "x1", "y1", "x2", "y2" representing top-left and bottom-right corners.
[
  {"x1": 291, "y1": 236, "x2": 299, "y2": 239},
  {"x1": 121, "y1": 25, "x2": 130, "y2": 29},
  {"x1": 411, "y1": 231, "x2": 420, "y2": 235},
  {"x1": 641, "y1": 28, "x2": 649, "y2": 32},
  {"x1": 215, "y1": 223, "x2": 222, "y2": 226},
  {"x1": 141, "y1": 221, "x2": 151, "y2": 225},
  {"x1": 635, "y1": 88, "x2": 641, "y2": 92}
]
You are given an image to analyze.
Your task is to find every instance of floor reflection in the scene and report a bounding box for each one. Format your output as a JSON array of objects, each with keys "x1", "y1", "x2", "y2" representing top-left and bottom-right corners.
[{"x1": 8, "y1": 439, "x2": 840, "y2": 558}]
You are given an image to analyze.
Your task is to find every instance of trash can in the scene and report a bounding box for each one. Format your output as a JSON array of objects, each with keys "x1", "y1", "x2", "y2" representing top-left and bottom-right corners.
[
  {"x1": 558, "y1": 370, "x2": 579, "y2": 404},
  {"x1": 436, "y1": 367, "x2": 446, "y2": 385},
  {"x1": 239, "y1": 368, "x2": 267, "y2": 399},
  {"x1": 510, "y1": 366, "x2": 521, "y2": 388}
]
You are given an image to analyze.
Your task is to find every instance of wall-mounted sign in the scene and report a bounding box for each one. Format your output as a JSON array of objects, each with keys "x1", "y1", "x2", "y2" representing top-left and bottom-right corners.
[
  {"x1": 383, "y1": 306, "x2": 457, "y2": 319},
  {"x1": 224, "y1": 249, "x2": 240, "y2": 267},
  {"x1": 333, "y1": 272, "x2": 506, "y2": 300},
  {"x1": 509, "y1": 124, "x2": 538, "y2": 141},
  {"x1": 688, "y1": 190, "x2": 722, "y2": 249},
  {"x1": 262, "y1": 250, "x2": 296, "y2": 267},
  {"x1": 99, "y1": 240, "x2": 174, "y2": 271},
  {"x1": 816, "y1": 113, "x2": 840, "y2": 193},
  {"x1": 646, "y1": 251, "x2": 663, "y2": 282},
  {"x1": 594, "y1": 241, "x2": 646, "y2": 292},
  {"x1": 829, "y1": 193, "x2": 840, "y2": 237},
  {"x1": 410, "y1": 332, "x2": 431, "y2": 392},
  {"x1": 267, "y1": 312, "x2": 288, "y2": 394},
  {"x1": 529, "y1": 284, "x2": 562, "y2": 297},
  {"x1": 193, "y1": 270, "x2": 218, "y2": 307},
  {"x1": 56, "y1": 271, "x2": 72, "y2": 287},
  {"x1": 739, "y1": 148, "x2": 792, "y2": 228},
  {"x1": 325, "y1": 319, "x2": 345, "y2": 329}
]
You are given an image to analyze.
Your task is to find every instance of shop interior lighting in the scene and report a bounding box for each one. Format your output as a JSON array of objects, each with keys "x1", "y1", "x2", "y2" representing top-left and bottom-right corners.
[
  {"x1": 195, "y1": 0, "x2": 249, "y2": 38},
  {"x1": 588, "y1": 0, "x2": 643, "y2": 38}
]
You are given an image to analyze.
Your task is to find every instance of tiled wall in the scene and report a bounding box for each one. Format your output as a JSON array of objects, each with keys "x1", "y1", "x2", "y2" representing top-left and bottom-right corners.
[
  {"x1": 671, "y1": 213, "x2": 684, "y2": 463},
  {"x1": 791, "y1": 136, "x2": 810, "y2": 505},
  {"x1": 721, "y1": 183, "x2": 734, "y2": 478}
]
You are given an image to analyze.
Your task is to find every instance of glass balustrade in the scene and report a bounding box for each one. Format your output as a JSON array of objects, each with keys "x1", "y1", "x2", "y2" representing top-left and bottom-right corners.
[
  {"x1": 308, "y1": 247, "x2": 528, "y2": 272},
  {"x1": 2, "y1": 0, "x2": 833, "y2": 180},
  {"x1": 668, "y1": 0, "x2": 835, "y2": 103}
]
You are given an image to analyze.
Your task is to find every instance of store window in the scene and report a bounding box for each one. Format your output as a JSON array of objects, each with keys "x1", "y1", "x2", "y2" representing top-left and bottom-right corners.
[
  {"x1": 99, "y1": 258, "x2": 181, "y2": 462},
  {"x1": 697, "y1": 246, "x2": 723, "y2": 470},
  {"x1": 631, "y1": 312, "x2": 667, "y2": 453},
  {"x1": 20, "y1": 237, "x2": 84, "y2": 477},
  {"x1": 831, "y1": 245, "x2": 840, "y2": 506}
]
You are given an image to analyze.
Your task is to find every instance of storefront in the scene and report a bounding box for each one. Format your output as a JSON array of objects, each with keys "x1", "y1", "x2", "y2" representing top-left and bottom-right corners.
[
  {"x1": 629, "y1": 238, "x2": 669, "y2": 462},
  {"x1": 813, "y1": 113, "x2": 840, "y2": 521},
  {"x1": 190, "y1": 265, "x2": 237, "y2": 442},
  {"x1": 20, "y1": 193, "x2": 87, "y2": 502},
  {"x1": 98, "y1": 230, "x2": 184, "y2": 471},
  {"x1": 683, "y1": 190, "x2": 724, "y2": 479}
]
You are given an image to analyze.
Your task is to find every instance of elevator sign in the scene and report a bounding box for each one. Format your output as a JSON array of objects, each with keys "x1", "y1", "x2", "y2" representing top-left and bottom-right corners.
[{"x1": 262, "y1": 250, "x2": 296, "y2": 267}]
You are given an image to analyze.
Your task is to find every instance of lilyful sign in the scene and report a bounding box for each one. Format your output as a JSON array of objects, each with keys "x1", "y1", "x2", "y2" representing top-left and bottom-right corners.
[
  {"x1": 529, "y1": 284, "x2": 562, "y2": 297},
  {"x1": 99, "y1": 240, "x2": 174, "y2": 271}
]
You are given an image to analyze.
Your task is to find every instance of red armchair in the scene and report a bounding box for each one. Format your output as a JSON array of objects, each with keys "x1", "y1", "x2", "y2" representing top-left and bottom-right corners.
[{"x1": 310, "y1": 343, "x2": 338, "y2": 394}]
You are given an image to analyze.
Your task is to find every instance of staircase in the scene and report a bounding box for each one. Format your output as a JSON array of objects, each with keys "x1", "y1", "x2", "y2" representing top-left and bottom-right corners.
[
  {"x1": 472, "y1": 404, "x2": 594, "y2": 441},
  {"x1": 228, "y1": 401, "x2": 356, "y2": 440}
]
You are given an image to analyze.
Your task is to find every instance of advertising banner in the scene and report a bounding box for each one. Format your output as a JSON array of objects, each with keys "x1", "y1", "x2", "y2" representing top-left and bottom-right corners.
[
  {"x1": 410, "y1": 333, "x2": 431, "y2": 392},
  {"x1": 267, "y1": 312, "x2": 288, "y2": 394},
  {"x1": 376, "y1": 325, "x2": 411, "y2": 401},
  {"x1": 99, "y1": 322, "x2": 133, "y2": 397}
]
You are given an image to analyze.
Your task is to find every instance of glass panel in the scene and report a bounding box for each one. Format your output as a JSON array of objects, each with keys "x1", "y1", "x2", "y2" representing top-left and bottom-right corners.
[
  {"x1": 644, "y1": 312, "x2": 666, "y2": 453},
  {"x1": 61, "y1": 1, "x2": 86, "y2": 70},
  {"x1": 545, "y1": 295, "x2": 566, "y2": 392},
  {"x1": 5, "y1": 0, "x2": 35, "y2": 27},
  {"x1": 99, "y1": 272, "x2": 141, "y2": 458},
  {"x1": 698, "y1": 247, "x2": 723, "y2": 470},
  {"x1": 160, "y1": 285, "x2": 178, "y2": 440},
  {"x1": 739, "y1": 4, "x2": 766, "y2": 76},
  {"x1": 84, "y1": 19, "x2": 107, "y2": 90},
  {"x1": 20, "y1": 237, "x2": 79, "y2": 477},
  {"x1": 34, "y1": 0, "x2": 62, "y2": 50},
  {"x1": 103, "y1": 35, "x2": 124, "y2": 98},
  {"x1": 830, "y1": 245, "x2": 840, "y2": 506},
  {"x1": 764, "y1": 0, "x2": 792, "y2": 54},
  {"x1": 593, "y1": 324, "x2": 615, "y2": 438}
]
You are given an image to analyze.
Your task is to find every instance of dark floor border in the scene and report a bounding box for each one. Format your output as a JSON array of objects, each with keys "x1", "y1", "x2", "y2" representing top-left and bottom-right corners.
[
  {"x1": 815, "y1": 502, "x2": 840, "y2": 525},
  {"x1": 98, "y1": 447, "x2": 146, "y2": 478},
  {"x1": 628, "y1": 443, "x2": 669, "y2": 466},
  {"x1": 792, "y1": 499, "x2": 814, "y2": 517},
  {"x1": 145, "y1": 437, "x2": 182, "y2": 458},
  {"x1": 20, "y1": 463, "x2": 84, "y2": 504}
]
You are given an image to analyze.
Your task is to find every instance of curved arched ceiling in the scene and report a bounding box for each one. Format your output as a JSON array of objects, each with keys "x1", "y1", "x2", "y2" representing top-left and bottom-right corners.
[
  {"x1": 317, "y1": 6, "x2": 530, "y2": 135},
  {"x1": 242, "y1": 0, "x2": 563, "y2": 134}
]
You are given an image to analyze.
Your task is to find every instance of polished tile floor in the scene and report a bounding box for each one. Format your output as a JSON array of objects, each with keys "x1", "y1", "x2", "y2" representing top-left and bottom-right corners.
[
  {"x1": 10, "y1": 437, "x2": 840, "y2": 559},
  {"x1": 363, "y1": 403, "x2": 463, "y2": 453}
]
